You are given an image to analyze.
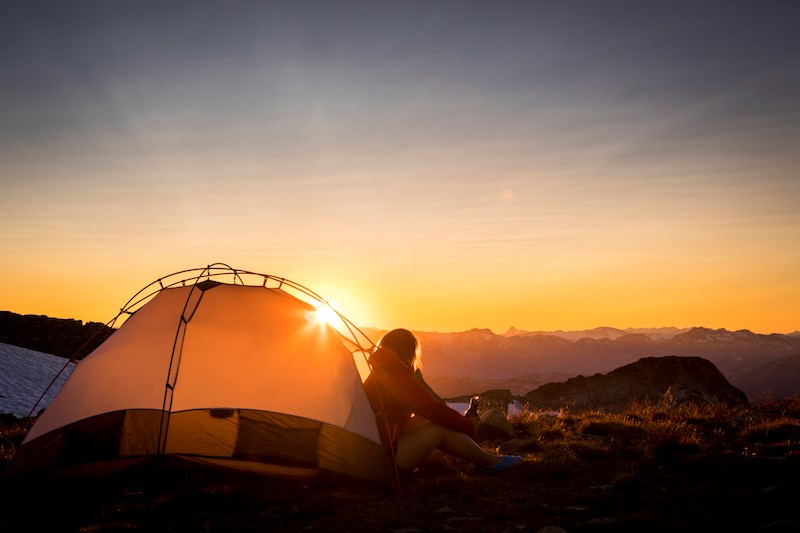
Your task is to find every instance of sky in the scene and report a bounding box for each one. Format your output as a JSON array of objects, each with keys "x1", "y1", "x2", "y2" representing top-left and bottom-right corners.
[{"x1": 2, "y1": 1, "x2": 799, "y2": 335}]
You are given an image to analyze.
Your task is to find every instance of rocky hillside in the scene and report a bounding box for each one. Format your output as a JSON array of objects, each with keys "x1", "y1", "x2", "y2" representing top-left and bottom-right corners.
[
  {"x1": 0, "y1": 311, "x2": 113, "y2": 359},
  {"x1": 522, "y1": 356, "x2": 748, "y2": 410},
  {"x1": 734, "y1": 353, "x2": 800, "y2": 400}
]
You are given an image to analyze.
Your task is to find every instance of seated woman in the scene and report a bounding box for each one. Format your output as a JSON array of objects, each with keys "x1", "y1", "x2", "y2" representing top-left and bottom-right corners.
[{"x1": 363, "y1": 328, "x2": 523, "y2": 474}]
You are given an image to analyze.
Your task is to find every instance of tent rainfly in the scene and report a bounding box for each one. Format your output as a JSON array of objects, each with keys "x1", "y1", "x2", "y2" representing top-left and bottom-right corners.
[{"x1": 6, "y1": 266, "x2": 393, "y2": 484}]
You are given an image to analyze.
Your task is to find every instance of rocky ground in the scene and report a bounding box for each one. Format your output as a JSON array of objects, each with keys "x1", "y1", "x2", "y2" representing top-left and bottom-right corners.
[{"x1": 2, "y1": 400, "x2": 800, "y2": 532}]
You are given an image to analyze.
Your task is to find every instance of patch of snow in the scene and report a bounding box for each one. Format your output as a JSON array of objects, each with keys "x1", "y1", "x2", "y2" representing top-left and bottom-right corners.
[
  {"x1": 447, "y1": 402, "x2": 470, "y2": 415},
  {"x1": 0, "y1": 342, "x2": 75, "y2": 417}
]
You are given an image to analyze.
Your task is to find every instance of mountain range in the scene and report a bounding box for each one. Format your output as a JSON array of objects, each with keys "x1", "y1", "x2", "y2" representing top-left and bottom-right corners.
[
  {"x1": 2, "y1": 312, "x2": 799, "y2": 402},
  {"x1": 364, "y1": 326, "x2": 800, "y2": 400}
]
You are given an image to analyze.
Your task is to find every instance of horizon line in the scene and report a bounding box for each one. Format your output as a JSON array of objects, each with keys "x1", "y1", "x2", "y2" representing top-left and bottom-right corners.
[{"x1": 2, "y1": 309, "x2": 797, "y2": 337}]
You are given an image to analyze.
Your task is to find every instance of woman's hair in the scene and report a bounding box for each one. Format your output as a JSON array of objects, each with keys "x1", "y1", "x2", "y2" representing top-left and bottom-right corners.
[{"x1": 377, "y1": 328, "x2": 422, "y2": 369}]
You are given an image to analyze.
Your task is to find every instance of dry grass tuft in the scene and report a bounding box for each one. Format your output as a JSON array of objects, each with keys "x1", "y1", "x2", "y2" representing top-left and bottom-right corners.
[
  {"x1": 0, "y1": 415, "x2": 32, "y2": 463},
  {"x1": 506, "y1": 396, "x2": 800, "y2": 468}
]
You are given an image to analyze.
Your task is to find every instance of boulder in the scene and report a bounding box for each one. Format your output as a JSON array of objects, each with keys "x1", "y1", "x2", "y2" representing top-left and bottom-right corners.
[
  {"x1": 661, "y1": 384, "x2": 717, "y2": 407},
  {"x1": 474, "y1": 409, "x2": 515, "y2": 442}
]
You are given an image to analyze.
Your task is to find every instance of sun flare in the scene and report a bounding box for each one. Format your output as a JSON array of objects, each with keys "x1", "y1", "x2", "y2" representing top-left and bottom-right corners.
[{"x1": 314, "y1": 300, "x2": 342, "y2": 327}]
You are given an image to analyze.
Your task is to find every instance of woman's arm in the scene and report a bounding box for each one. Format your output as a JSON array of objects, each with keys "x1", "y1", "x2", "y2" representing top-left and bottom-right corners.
[
  {"x1": 413, "y1": 369, "x2": 447, "y2": 404},
  {"x1": 371, "y1": 349, "x2": 474, "y2": 436}
]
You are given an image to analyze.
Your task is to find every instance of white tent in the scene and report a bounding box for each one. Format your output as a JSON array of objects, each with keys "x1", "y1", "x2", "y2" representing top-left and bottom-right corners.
[{"x1": 8, "y1": 266, "x2": 392, "y2": 483}]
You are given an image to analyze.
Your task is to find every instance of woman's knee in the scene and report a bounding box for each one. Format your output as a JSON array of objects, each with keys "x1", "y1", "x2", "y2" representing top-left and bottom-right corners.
[
  {"x1": 399, "y1": 420, "x2": 448, "y2": 444},
  {"x1": 395, "y1": 421, "x2": 450, "y2": 468}
]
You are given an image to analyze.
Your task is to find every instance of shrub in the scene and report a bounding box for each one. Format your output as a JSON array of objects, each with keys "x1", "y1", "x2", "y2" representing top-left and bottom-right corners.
[
  {"x1": 0, "y1": 416, "x2": 33, "y2": 465},
  {"x1": 580, "y1": 421, "x2": 645, "y2": 444},
  {"x1": 741, "y1": 421, "x2": 800, "y2": 445}
]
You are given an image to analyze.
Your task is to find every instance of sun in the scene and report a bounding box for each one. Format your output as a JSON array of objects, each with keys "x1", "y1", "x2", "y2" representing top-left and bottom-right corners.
[{"x1": 314, "y1": 300, "x2": 342, "y2": 327}]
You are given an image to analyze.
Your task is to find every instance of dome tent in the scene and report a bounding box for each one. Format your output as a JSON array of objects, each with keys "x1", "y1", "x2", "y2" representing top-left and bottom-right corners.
[{"x1": 7, "y1": 265, "x2": 392, "y2": 484}]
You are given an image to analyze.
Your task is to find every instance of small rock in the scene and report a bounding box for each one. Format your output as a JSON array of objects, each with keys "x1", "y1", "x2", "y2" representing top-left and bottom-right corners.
[
  {"x1": 759, "y1": 520, "x2": 800, "y2": 532},
  {"x1": 445, "y1": 516, "x2": 483, "y2": 523},
  {"x1": 584, "y1": 517, "x2": 619, "y2": 525},
  {"x1": 536, "y1": 527, "x2": 571, "y2": 533}
]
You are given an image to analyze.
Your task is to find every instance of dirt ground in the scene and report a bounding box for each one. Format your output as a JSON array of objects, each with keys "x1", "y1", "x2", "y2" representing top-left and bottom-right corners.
[{"x1": 2, "y1": 446, "x2": 799, "y2": 532}]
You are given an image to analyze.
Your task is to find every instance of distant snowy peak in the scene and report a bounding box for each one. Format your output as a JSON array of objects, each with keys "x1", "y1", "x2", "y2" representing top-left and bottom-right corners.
[
  {"x1": 583, "y1": 327, "x2": 629, "y2": 339},
  {"x1": 623, "y1": 327, "x2": 691, "y2": 340},
  {"x1": 501, "y1": 326, "x2": 689, "y2": 342},
  {"x1": 503, "y1": 327, "x2": 627, "y2": 341},
  {"x1": 675, "y1": 327, "x2": 760, "y2": 343}
]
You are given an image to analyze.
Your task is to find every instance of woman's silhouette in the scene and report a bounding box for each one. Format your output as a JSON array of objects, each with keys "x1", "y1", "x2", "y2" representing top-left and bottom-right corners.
[{"x1": 363, "y1": 328, "x2": 523, "y2": 474}]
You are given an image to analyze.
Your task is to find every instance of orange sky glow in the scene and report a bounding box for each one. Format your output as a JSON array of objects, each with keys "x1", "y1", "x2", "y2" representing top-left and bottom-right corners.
[{"x1": 2, "y1": 3, "x2": 798, "y2": 336}]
